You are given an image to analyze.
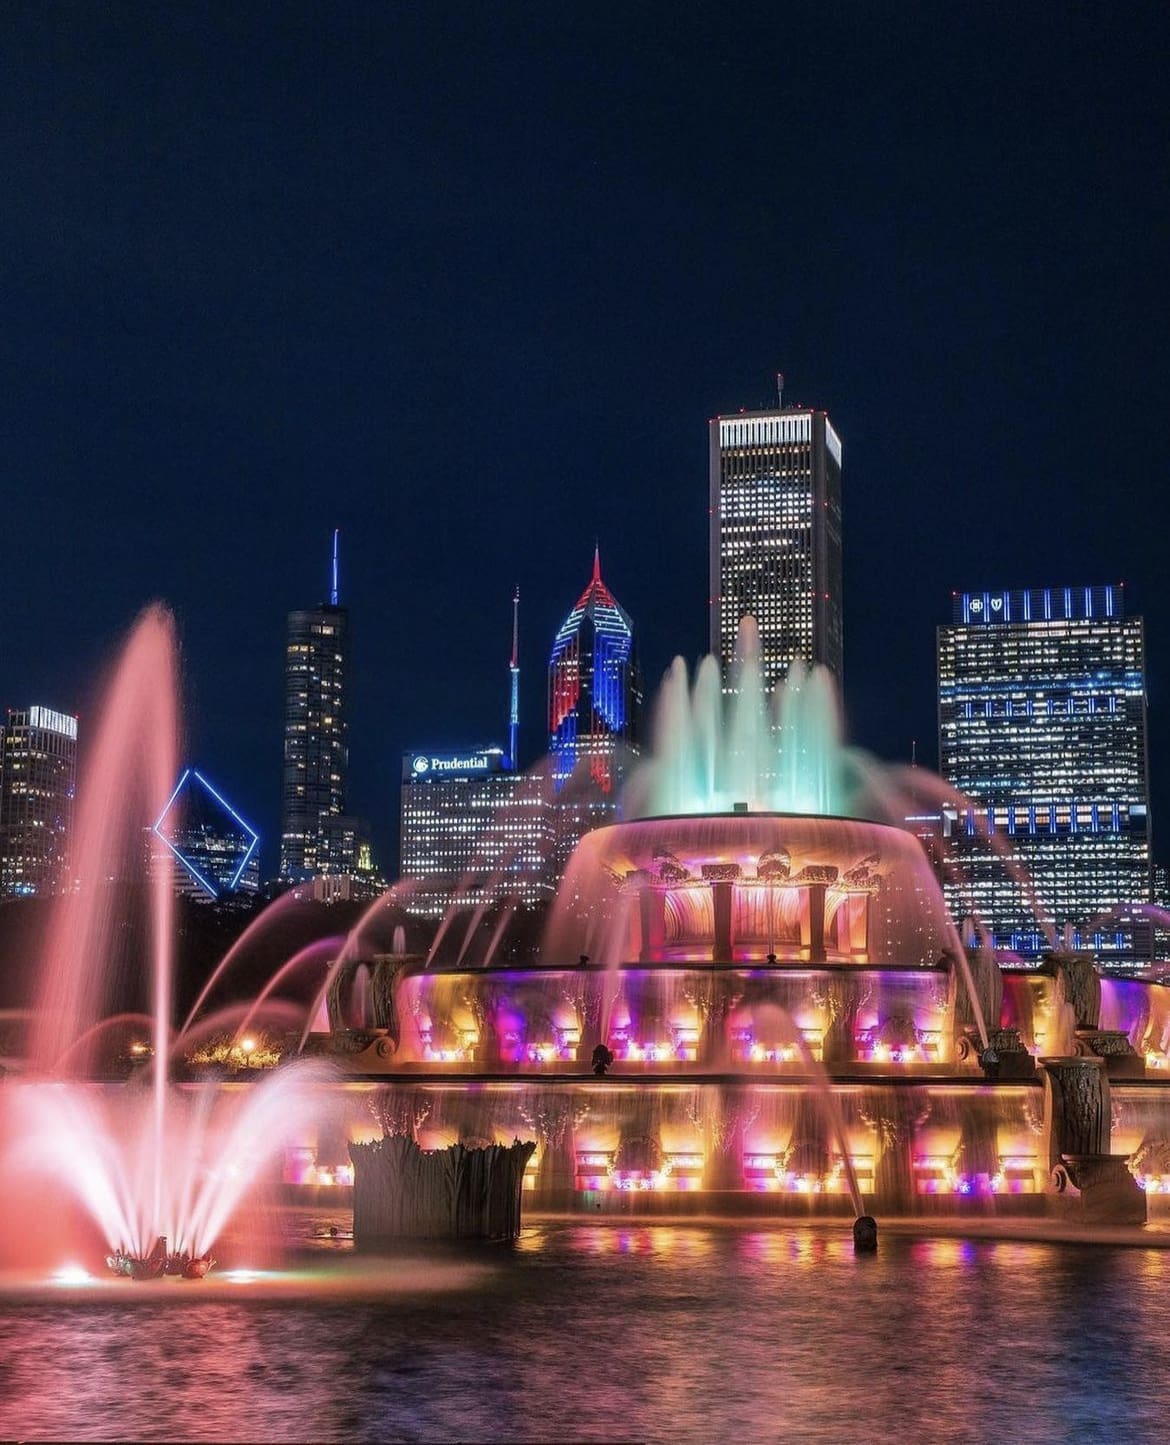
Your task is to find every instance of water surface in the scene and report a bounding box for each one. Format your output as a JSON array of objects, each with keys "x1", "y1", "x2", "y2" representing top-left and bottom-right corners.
[{"x1": 0, "y1": 1219, "x2": 1160, "y2": 1443}]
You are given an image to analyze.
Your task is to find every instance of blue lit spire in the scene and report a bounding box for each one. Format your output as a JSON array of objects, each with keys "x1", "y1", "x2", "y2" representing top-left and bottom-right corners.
[
  {"x1": 548, "y1": 548, "x2": 641, "y2": 792},
  {"x1": 509, "y1": 586, "x2": 520, "y2": 770},
  {"x1": 330, "y1": 528, "x2": 340, "y2": 607}
]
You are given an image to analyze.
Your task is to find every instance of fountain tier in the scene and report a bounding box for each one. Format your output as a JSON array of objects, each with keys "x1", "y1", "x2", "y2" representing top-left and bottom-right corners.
[{"x1": 549, "y1": 812, "x2": 957, "y2": 968}]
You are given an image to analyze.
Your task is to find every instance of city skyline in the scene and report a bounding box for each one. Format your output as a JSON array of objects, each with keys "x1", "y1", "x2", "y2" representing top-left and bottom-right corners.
[{"x1": 3, "y1": 5, "x2": 1168, "y2": 875}]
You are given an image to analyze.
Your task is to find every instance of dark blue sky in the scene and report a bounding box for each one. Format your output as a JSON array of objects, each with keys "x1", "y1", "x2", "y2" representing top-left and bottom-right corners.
[{"x1": 3, "y1": 2, "x2": 1169, "y2": 874}]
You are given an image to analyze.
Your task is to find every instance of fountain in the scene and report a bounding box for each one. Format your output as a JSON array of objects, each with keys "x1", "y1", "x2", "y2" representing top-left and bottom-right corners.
[
  {"x1": 6, "y1": 607, "x2": 1170, "y2": 1267},
  {"x1": 317, "y1": 621, "x2": 1170, "y2": 1231},
  {"x1": 0, "y1": 606, "x2": 327, "y2": 1277}
]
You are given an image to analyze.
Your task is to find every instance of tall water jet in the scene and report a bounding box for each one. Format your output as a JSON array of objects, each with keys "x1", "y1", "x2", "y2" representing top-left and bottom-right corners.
[
  {"x1": 31, "y1": 604, "x2": 179, "y2": 1076},
  {"x1": 5, "y1": 606, "x2": 328, "y2": 1274},
  {"x1": 626, "y1": 619, "x2": 848, "y2": 819}
]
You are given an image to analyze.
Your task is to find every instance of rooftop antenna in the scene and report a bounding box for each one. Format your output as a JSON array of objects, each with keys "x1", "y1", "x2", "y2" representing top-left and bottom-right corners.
[
  {"x1": 330, "y1": 528, "x2": 340, "y2": 607},
  {"x1": 911, "y1": 739, "x2": 918, "y2": 767},
  {"x1": 776, "y1": 372, "x2": 784, "y2": 409},
  {"x1": 509, "y1": 586, "x2": 520, "y2": 771}
]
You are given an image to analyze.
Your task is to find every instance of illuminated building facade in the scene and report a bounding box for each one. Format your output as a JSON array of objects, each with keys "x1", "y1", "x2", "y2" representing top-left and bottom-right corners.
[
  {"x1": 399, "y1": 748, "x2": 555, "y2": 917},
  {"x1": 549, "y1": 549, "x2": 641, "y2": 790},
  {"x1": 938, "y1": 585, "x2": 1151, "y2": 957},
  {"x1": 709, "y1": 393, "x2": 843, "y2": 691},
  {"x1": 279, "y1": 532, "x2": 363, "y2": 881},
  {"x1": 0, "y1": 704, "x2": 78, "y2": 897},
  {"x1": 548, "y1": 549, "x2": 641, "y2": 874},
  {"x1": 153, "y1": 768, "x2": 260, "y2": 902}
]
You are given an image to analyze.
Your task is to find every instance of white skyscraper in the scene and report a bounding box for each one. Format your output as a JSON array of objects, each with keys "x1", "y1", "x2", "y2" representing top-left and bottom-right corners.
[{"x1": 709, "y1": 386, "x2": 843, "y2": 692}]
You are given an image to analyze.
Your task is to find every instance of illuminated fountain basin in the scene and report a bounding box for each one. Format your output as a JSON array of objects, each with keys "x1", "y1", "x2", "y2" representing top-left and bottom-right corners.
[
  {"x1": 318, "y1": 937, "x2": 1170, "y2": 1216},
  {"x1": 317, "y1": 799, "x2": 1170, "y2": 1217}
]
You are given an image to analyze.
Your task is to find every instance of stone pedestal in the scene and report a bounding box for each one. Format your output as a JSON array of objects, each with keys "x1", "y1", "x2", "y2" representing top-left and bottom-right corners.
[
  {"x1": 1040, "y1": 1056, "x2": 1146, "y2": 1225},
  {"x1": 1076, "y1": 1028, "x2": 1146, "y2": 1080},
  {"x1": 350, "y1": 1136, "x2": 536, "y2": 1243},
  {"x1": 1051, "y1": 1154, "x2": 1147, "y2": 1226},
  {"x1": 710, "y1": 879, "x2": 735, "y2": 962},
  {"x1": 1041, "y1": 1056, "x2": 1111, "y2": 1160},
  {"x1": 638, "y1": 887, "x2": 667, "y2": 963},
  {"x1": 800, "y1": 883, "x2": 828, "y2": 964},
  {"x1": 1044, "y1": 953, "x2": 1102, "y2": 1030},
  {"x1": 978, "y1": 1027, "x2": 1036, "y2": 1081}
]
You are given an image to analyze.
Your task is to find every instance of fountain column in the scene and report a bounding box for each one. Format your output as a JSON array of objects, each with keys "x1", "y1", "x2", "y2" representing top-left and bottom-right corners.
[
  {"x1": 865, "y1": 1089, "x2": 927, "y2": 1212},
  {"x1": 638, "y1": 886, "x2": 667, "y2": 963},
  {"x1": 800, "y1": 884, "x2": 827, "y2": 964},
  {"x1": 1040, "y1": 1057, "x2": 1146, "y2": 1224},
  {"x1": 839, "y1": 893, "x2": 869, "y2": 957},
  {"x1": 1044, "y1": 952, "x2": 1144, "y2": 1078},
  {"x1": 819, "y1": 974, "x2": 860, "y2": 1066},
  {"x1": 702, "y1": 865, "x2": 740, "y2": 962}
]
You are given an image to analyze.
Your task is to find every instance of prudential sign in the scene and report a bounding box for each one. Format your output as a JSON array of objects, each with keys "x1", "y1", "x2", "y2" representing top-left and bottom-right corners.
[{"x1": 403, "y1": 749, "x2": 505, "y2": 781}]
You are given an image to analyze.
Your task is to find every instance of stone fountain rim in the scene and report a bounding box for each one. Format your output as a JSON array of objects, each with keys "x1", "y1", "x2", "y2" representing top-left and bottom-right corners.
[
  {"x1": 396, "y1": 957, "x2": 958, "y2": 978},
  {"x1": 597, "y1": 809, "x2": 910, "y2": 832}
]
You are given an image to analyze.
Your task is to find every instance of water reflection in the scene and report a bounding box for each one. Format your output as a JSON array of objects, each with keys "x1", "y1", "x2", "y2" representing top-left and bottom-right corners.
[{"x1": 1, "y1": 1221, "x2": 1166, "y2": 1444}]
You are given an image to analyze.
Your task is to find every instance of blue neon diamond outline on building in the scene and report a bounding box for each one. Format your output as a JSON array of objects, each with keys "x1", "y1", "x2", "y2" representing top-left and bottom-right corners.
[{"x1": 153, "y1": 768, "x2": 260, "y2": 899}]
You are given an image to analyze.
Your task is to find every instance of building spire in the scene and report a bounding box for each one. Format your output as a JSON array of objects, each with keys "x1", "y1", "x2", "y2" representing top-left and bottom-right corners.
[
  {"x1": 330, "y1": 528, "x2": 340, "y2": 607},
  {"x1": 509, "y1": 586, "x2": 520, "y2": 770},
  {"x1": 592, "y1": 542, "x2": 601, "y2": 584}
]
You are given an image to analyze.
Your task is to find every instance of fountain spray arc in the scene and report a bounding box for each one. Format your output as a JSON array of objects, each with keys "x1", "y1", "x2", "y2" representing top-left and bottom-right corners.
[{"x1": 6, "y1": 606, "x2": 326, "y2": 1275}]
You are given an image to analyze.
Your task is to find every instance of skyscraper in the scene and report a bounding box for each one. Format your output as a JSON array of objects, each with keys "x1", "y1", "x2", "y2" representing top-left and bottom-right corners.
[
  {"x1": 709, "y1": 380, "x2": 843, "y2": 691},
  {"x1": 399, "y1": 747, "x2": 555, "y2": 917},
  {"x1": 279, "y1": 531, "x2": 354, "y2": 881},
  {"x1": 0, "y1": 704, "x2": 78, "y2": 897},
  {"x1": 549, "y1": 548, "x2": 640, "y2": 789},
  {"x1": 937, "y1": 584, "x2": 1151, "y2": 956},
  {"x1": 548, "y1": 549, "x2": 640, "y2": 874}
]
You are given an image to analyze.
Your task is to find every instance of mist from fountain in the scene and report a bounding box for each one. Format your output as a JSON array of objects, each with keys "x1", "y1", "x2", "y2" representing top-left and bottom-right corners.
[
  {"x1": 625, "y1": 620, "x2": 849, "y2": 819},
  {"x1": 2, "y1": 605, "x2": 327, "y2": 1271}
]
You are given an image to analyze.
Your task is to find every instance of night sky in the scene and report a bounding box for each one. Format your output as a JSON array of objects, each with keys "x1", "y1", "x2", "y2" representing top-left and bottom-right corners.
[{"x1": 4, "y1": 3, "x2": 1169, "y2": 876}]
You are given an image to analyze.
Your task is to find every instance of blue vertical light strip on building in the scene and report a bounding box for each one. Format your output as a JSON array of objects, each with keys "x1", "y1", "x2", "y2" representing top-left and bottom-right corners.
[{"x1": 509, "y1": 586, "x2": 520, "y2": 770}]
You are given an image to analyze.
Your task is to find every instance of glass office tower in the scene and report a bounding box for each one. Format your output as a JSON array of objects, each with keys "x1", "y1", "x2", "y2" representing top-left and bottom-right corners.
[
  {"x1": 709, "y1": 397, "x2": 843, "y2": 692},
  {"x1": 938, "y1": 585, "x2": 1151, "y2": 956},
  {"x1": 399, "y1": 748, "x2": 555, "y2": 917},
  {"x1": 279, "y1": 534, "x2": 353, "y2": 881},
  {"x1": 0, "y1": 704, "x2": 78, "y2": 897}
]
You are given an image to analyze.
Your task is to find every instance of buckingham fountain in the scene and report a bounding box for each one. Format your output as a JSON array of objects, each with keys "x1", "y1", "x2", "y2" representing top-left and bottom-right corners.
[
  {"x1": 4, "y1": 609, "x2": 1170, "y2": 1276},
  {"x1": 315, "y1": 624, "x2": 1170, "y2": 1233}
]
